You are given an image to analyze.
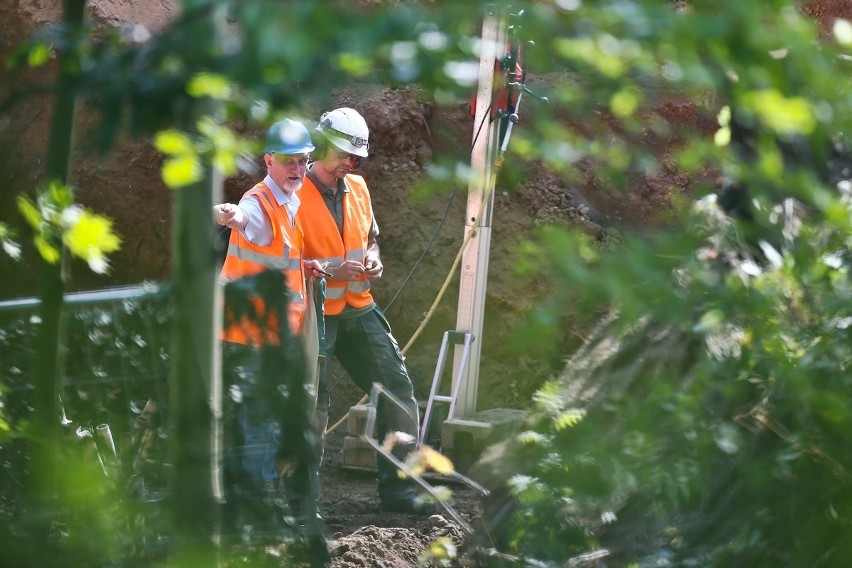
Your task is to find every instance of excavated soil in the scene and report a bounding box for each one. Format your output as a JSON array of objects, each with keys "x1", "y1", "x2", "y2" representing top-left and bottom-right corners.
[{"x1": 319, "y1": 428, "x2": 482, "y2": 567}]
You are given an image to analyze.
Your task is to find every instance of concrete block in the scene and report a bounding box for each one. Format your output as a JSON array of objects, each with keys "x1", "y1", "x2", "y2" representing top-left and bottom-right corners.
[
  {"x1": 347, "y1": 404, "x2": 377, "y2": 438},
  {"x1": 341, "y1": 434, "x2": 377, "y2": 471},
  {"x1": 442, "y1": 408, "x2": 527, "y2": 472}
]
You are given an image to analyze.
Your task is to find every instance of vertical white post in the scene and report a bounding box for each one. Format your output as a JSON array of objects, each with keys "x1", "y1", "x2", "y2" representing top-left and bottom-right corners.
[{"x1": 452, "y1": 8, "x2": 506, "y2": 417}]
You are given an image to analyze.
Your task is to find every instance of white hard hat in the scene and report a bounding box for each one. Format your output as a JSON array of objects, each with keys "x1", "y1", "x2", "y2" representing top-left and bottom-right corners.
[{"x1": 316, "y1": 107, "x2": 370, "y2": 158}]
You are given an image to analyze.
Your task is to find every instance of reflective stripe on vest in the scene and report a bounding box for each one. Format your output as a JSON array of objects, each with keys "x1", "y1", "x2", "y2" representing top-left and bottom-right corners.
[
  {"x1": 220, "y1": 182, "x2": 306, "y2": 341},
  {"x1": 299, "y1": 174, "x2": 375, "y2": 316},
  {"x1": 226, "y1": 242, "x2": 302, "y2": 271}
]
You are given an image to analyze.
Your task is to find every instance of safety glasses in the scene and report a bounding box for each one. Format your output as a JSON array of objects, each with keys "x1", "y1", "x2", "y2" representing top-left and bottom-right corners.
[{"x1": 332, "y1": 148, "x2": 366, "y2": 169}]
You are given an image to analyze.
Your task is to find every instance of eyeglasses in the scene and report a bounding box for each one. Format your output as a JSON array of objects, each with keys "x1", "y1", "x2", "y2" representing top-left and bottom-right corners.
[
  {"x1": 332, "y1": 148, "x2": 366, "y2": 168},
  {"x1": 271, "y1": 154, "x2": 310, "y2": 168}
]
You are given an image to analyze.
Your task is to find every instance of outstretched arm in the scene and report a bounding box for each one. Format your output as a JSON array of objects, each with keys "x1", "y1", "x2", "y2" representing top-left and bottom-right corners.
[{"x1": 213, "y1": 203, "x2": 247, "y2": 231}]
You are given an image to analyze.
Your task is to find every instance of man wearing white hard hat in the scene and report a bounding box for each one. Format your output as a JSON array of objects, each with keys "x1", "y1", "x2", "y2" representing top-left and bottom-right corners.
[{"x1": 299, "y1": 107, "x2": 435, "y2": 514}]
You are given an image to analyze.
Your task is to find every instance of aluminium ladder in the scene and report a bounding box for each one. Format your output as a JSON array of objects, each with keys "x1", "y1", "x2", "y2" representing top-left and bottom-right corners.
[{"x1": 418, "y1": 330, "x2": 475, "y2": 447}]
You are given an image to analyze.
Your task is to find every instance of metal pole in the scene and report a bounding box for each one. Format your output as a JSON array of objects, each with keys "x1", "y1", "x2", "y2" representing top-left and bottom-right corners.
[{"x1": 451, "y1": 7, "x2": 506, "y2": 417}]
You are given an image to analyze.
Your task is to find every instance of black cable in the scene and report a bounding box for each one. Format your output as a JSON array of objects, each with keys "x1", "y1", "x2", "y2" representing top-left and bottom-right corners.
[
  {"x1": 382, "y1": 188, "x2": 455, "y2": 312},
  {"x1": 387, "y1": 26, "x2": 524, "y2": 312}
]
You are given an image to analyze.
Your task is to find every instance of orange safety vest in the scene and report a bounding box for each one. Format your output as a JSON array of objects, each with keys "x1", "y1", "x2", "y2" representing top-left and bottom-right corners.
[
  {"x1": 299, "y1": 174, "x2": 373, "y2": 316},
  {"x1": 220, "y1": 182, "x2": 306, "y2": 345}
]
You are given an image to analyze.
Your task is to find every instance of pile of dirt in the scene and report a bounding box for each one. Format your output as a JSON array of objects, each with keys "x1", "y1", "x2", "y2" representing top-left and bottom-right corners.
[
  {"x1": 330, "y1": 524, "x2": 457, "y2": 568},
  {"x1": 318, "y1": 427, "x2": 483, "y2": 567}
]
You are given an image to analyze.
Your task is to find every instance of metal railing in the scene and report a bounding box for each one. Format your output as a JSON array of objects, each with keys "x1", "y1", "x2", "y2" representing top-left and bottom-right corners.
[{"x1": 0, "y1": 281, "x2": 171, "y2": 443}]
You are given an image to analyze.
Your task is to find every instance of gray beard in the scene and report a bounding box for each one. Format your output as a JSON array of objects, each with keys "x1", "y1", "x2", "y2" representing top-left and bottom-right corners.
[{"x1": 282, "y1": 179, "x2": 303, "y2": 194}]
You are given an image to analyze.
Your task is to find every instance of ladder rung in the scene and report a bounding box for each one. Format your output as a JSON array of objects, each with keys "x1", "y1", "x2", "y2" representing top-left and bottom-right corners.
[{"x1": 418, "y1": 330, "x2": 476, "y2": 447}]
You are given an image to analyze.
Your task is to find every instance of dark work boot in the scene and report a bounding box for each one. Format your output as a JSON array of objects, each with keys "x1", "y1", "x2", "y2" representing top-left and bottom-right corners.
[
  {"x1": 381, "y1": 494, "x2": 438, "y2": 514},
  {"x1": 380, "y1": 484, "x2": 439, "y2": 514},
  {"x1": 280, "y1": 471, "x2": 330, "y2": 566},
  {"x1": 376, "y1": 445, "x2": 439, "y2": 514},
  {"x1": 280, "y1": 468, "x2": 324, "y2": 526},
  {"x1": 378, "y1": 462, "x2": 438, "y2": 515}
]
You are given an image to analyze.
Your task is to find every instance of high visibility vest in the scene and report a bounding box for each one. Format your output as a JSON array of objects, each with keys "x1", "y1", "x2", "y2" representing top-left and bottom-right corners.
[
  {"x1": 220, "y1": 182, "x2": 306, "y2": 345},
  {"x1": 299, "y1": 174, "x2": 373, "y2": 316}
]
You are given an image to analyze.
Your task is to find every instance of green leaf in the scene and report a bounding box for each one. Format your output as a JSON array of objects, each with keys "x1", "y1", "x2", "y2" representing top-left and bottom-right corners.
[
  {"x1": 47, "y1": 180, "x2": 74, "y2": 209},
  {"x1": 17, "y1": 195, "x2": 42, "y2": 230},
  {"x1": 744, "y1": 90, "x2": 816, "y2": 135},
  {"x1": 555, "y1": 37, "x2": 626, "y2": 77},
  {"x1": 154, "y1": 130, "x2": 195, "y2": 156},
  {"x1": 34, "y1": 234, "x2": 59, "y2": 264},
  {"x1": 610, "y1": 88, "x2": 640, "y2": 118},
  {"x1": 336, "y1": 52, "x2": 372, "y2": 77},
  {"x1": 161, "y1": 155, "x2": 202, "y2": 189},
  {"x1": 714, "y1": 126, "x2": 731, "y2": 147},
  {"x1": 27, "y1": 42, "x2": 50, "y2": 67},
  {"x1": 62, "y1": 209, "x2": 122, "y2": 262},
  {"x1": 518, "y1": 430, "x2": 548, "y2": 446},
  {"x1": 186, "y1": 72, "x2": 232, "y2": 100},
  {"x1": 421, "y1": 536, "x2": 457, "y2": 566},
  {"x1": 212, "y1": 151, "x2": 236, "y2": 176},
  {"x1": 717, "y1": 105, "x2": 731, "y2": 127},
  {"x1": 554, "y1": 408, "x2": 586, "y2": 431},
  {"x1": 693, "y1": 309, "x2": 725, "y2": 332}
]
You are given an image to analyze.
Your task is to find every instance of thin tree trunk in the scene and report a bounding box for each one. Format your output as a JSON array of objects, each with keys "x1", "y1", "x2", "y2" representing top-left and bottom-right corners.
[
  {"x1": 169, "y1": 160, "x2": 223, "y2": 566},
  {"x1": 168, "y1": 2, "x2": 225, "y2": 563},
  {"x1": 30, "y1": 0, "x2": 86, "y2": 534}
]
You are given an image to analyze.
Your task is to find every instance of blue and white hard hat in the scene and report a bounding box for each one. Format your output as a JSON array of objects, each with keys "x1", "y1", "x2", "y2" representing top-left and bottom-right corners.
[{"x1": 263, "y1": 118, "x2": 315, "y2": 155}]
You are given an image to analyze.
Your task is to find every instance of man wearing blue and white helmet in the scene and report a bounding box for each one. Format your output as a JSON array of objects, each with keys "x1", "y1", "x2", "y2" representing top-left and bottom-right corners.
[{"x1": 214, "y1": 117, "x2": 328, "y2": 539}]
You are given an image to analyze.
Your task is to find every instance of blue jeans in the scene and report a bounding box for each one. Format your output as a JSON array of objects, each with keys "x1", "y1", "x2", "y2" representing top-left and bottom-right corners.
[{"x1": 222, "y1": 342, "x2": 321, "y2": 526}]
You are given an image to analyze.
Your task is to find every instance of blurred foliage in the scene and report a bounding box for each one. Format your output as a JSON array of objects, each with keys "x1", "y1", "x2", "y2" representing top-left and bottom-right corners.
[
  {"x1": 0, "y1": 223, "x2": 21, "y2": 261},
  {"x1": 2, "y1": 0, "x2": 852, "y2": 566},
  {"x1": 470, "y1": 1, "x2": 852, "y2": 567},
  {"x1": 0, "y1": 285, "x2": 173, "y2": 566},
  {"x1": 16, "y1": 180, "x2": 121, "y2": 273}
]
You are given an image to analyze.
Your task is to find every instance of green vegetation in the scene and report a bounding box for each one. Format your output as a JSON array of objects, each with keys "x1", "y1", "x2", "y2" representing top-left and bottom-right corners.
[{"x1": 477, "y1": 2, "x2": 852, "y2": 566}]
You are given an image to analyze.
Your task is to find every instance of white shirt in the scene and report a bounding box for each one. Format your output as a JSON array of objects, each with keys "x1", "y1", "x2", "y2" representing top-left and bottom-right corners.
[{"x1": 238, "y1": 175, "x2": 300, "y2": 247}]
